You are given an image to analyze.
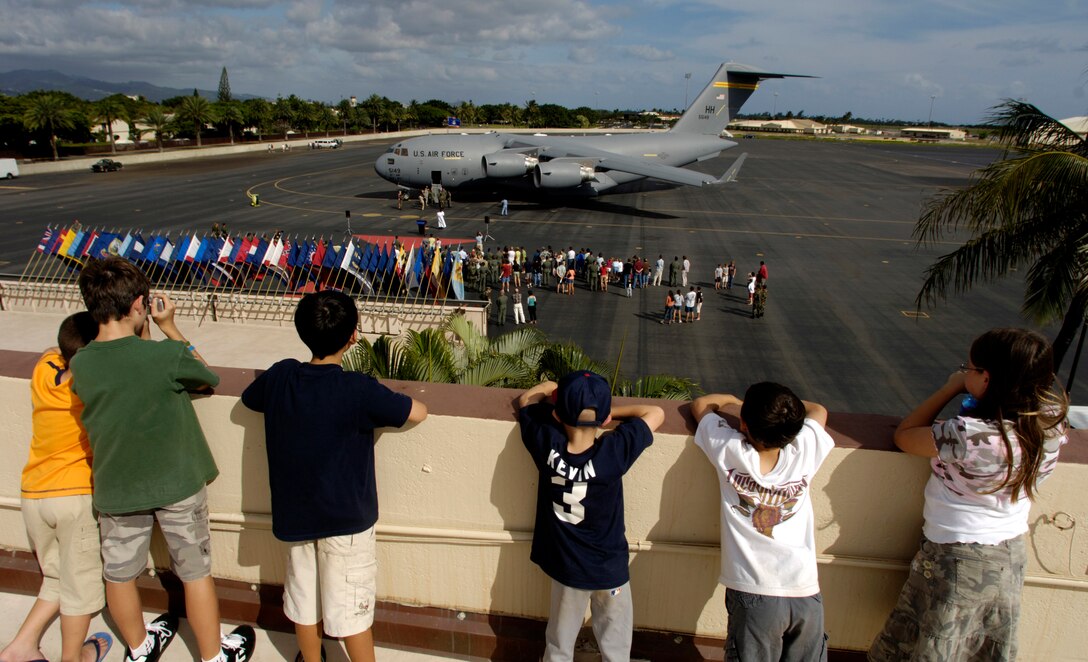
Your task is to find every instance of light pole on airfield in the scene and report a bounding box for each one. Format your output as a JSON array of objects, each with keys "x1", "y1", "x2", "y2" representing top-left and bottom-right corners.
[
  {"x1": 773, "y1": 92, "x2": 778, "y2": 119},
  {"x1": 684, "y1": 72, "x2": 692, "y2": 110},
  {"x1": 928, "y1": 95, "x2": 937, "y2": 127}
]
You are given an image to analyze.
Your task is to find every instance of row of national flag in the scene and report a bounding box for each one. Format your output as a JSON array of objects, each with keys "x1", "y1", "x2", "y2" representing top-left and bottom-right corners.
[{"x1": 29, "y1": 225, "x2": 468, "y2": 300}]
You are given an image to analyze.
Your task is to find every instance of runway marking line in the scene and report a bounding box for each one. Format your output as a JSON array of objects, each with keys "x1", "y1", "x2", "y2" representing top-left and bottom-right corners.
[{"x1": 901, "y1": 311, "x2": 930, "y2": 319}]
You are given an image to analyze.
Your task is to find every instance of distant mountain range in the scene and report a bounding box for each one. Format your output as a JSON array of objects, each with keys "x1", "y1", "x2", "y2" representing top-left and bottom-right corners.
[{"x1": 0, "y1": 70, "x2": 261, "y2": 102}]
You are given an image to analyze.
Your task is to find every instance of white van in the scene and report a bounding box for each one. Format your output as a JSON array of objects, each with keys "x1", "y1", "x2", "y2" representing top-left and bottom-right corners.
[
  {"x1": 0, "y1": 158, "x2": 18, "y2": 179},
  {"x1": 309, "y1": 138, "x2": 341, "y2": 149}
]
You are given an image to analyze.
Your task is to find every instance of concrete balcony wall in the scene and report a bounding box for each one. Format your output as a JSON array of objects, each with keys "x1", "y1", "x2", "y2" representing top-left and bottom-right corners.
[{"x1": 0, "y1": 356, "x2": 1085, "y2": 656}]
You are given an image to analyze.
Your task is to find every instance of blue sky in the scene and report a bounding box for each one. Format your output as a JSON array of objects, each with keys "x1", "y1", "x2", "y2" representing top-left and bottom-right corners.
[{"x1": 1, "y1": 0, "x2": 1085, "y2": 124}]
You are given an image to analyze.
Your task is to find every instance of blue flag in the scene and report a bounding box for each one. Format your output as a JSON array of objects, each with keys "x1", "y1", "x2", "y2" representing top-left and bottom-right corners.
[{"x1": 143, "y1": 236, "x2": 167, "y2": 262}]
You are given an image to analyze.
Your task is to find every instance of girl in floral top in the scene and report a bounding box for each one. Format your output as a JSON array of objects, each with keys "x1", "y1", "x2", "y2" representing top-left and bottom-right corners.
[{"x1": 869, "y1": 328, "x2": 1068, "y2": 662}]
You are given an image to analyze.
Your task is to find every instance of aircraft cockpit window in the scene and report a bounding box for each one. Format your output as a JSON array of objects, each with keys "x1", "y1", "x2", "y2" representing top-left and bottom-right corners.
[{"x1": 384, "y1": 147, "x2": 395, "y2": 153}]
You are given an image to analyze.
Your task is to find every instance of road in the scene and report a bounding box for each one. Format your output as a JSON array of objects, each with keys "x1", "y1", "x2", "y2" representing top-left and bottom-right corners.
[{"x1": 2, "y1": 137, "x2": 1079, "y2": 415}]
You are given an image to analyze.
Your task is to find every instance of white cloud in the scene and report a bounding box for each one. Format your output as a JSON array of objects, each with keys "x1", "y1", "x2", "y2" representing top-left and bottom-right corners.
[{"x1": 621, "y1": 45, "x2": 674, "y2": 62}]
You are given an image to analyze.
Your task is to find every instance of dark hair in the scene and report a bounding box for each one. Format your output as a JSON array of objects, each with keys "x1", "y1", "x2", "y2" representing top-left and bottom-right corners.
[
  {"x1": 78, "y1": 257, "x2": 150, "y2": 324},
  {"x1": 968, "y1": 328, "x2": 1069, "y2": 500},
  {"x1": 740, "y1": 382, "x2": 806, "y2": 449},
  {"x1": 58, "y1": 311, "x2": 98, "y2": 365},
  {"x1": 294, "y1": 290, "x2": 359, "y2": 359}
]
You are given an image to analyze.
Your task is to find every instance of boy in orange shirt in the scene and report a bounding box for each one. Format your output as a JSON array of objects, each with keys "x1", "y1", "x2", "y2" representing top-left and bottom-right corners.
[{"x1": 0, "y1": 312, "x2": 113, "y2": 662}]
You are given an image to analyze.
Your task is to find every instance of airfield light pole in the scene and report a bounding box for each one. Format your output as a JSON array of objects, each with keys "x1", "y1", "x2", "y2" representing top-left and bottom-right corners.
[
  {"x1": 773, "y1": 92, "x2": 778, "y2": 119},
  {"x1": 928, "y1": 95, "x2": 937, "y2": 127},
  {"x1": 684, "y1": 73, "x2": 692, "y2": 109}
]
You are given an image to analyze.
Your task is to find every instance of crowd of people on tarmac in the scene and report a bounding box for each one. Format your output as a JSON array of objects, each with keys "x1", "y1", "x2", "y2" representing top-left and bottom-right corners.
[
  {"x1": 9, "y1": 252, "x2": 1067, "y2": 662},
  {"x1": 460, "y1": 240, "x2": 773, "y2": 326}
]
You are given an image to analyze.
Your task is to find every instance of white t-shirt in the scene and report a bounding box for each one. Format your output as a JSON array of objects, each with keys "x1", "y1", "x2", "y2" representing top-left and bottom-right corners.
[
  {"x1": 684, "y1": 291, "x2": 696, "y2": 307},
  {"x1": 923, "y1": 416, "x2": 1065, "y2": 544},
  {"x1": 695, "y1": 414, "x2": 834, "y2": 597}
]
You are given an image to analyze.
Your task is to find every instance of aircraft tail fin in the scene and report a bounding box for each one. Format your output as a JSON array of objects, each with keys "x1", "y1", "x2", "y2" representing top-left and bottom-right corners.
[{"x1": 671, "y1": 63, "x2": 813, "y2": 136}]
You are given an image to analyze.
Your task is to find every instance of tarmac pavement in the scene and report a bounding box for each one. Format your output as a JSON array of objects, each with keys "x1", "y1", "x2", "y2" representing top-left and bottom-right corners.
[{"x1": 2, "y1": 136, "x2": 1079, "y2": 416}]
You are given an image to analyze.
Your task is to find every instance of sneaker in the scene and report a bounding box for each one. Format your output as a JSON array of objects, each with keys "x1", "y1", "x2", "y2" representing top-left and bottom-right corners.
[
  {"x1": 220, "y1": 624, "x2": 256, "y2": 662},
  {"x1": 125, "y1": 613, "x2": 179, "y2": 662}
]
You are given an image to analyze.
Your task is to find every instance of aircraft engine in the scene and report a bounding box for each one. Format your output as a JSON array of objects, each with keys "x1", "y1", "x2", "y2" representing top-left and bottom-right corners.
[
  {"x1": 482, "y1": 152, "x2": 539, "y2": 178},
  {"x1": 532, "y1": 162, "x2": 597, "y2": 189}
]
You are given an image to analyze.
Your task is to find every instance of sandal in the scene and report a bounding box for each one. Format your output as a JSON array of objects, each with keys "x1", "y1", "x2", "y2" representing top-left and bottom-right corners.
[{"x1": 83, "y1": 632, "x2": 113, "y2": 662}]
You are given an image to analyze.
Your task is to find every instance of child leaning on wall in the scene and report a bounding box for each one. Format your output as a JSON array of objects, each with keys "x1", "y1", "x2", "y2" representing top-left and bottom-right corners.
[
  {"x1": 242, "y1": 290, "x2": 427, "y2": 662},
  {"x1": 868, "y1": 328, "x2": 1069, "y2": 662},
  {"x1": 690, "y1": 383, "x2": 834, "y2": 661},
  {"x1": 0, "y1": 312, "x2": 113, "y2": 662},
  {"x1": 516, "y1": 372, "x2": 664, "y2": 662},
  {"x1": 71, "y1": 256, "x2": 255, "y2": 662}
]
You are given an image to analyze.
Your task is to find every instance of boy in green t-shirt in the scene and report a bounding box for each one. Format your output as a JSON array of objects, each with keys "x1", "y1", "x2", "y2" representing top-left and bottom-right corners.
[{"x1": 71, "y1": 257, "x2": 255, "y2": 662}]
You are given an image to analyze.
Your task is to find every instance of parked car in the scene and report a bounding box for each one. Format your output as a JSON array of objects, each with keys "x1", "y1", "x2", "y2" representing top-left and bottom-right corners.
[{"x1": 91, "y1": 158, "x2": 123, "y2": 172}]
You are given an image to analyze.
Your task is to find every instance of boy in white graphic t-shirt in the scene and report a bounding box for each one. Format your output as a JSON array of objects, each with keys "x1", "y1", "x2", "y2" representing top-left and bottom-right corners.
[{"x1": 691, "y1": 382, "x2": 834, "y2": 661}]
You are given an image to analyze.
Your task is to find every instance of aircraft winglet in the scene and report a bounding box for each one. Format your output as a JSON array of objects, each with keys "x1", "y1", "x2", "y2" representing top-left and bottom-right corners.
[{"x1": 705, "y1": 153, "x2": 748, "y2": 185}]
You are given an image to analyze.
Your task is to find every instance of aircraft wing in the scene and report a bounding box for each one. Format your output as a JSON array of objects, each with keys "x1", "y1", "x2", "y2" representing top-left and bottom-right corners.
[{"x1": 500, "y1": 134, "x2": 745, "y2": 187}]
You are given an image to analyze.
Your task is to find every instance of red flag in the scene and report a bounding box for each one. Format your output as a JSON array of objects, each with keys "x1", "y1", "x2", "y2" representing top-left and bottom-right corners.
[{"x1": 311, "y1": 239, "x2": 326, "y2": 266}]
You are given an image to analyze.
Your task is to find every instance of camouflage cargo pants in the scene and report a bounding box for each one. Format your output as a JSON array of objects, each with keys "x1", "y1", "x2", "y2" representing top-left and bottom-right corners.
[{"x1": 868, "y1": 536, "x2": 1025, "y2": 662}]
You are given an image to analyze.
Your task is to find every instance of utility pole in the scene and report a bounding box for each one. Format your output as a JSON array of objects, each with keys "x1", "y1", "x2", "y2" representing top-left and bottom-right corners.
[
  {"x1": 684, "y1": 73, "x2": 692, "y2": 109},
  {"x1": 928, "y1": 95, "x2": 937, "y2": 127}
]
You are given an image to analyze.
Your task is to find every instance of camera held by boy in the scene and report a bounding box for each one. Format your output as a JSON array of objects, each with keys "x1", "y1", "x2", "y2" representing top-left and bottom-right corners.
[
  {"x1": 516, "y1": 371, "x2": 664, "y2": 662},
  {"x1": 691, "y1": 383, "x2": 833, "y2": 662},
  {"x1": 242, "y1": 290, "x2": 428, "y2": 662},
  {"x1": 72, "y1": 257, "x2": 254, "y2": 662}
]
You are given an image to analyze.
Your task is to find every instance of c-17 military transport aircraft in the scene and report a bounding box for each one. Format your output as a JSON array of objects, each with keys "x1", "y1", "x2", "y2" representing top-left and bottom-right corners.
[{"x1": 374, "y1": 62, "x2": 809, "y2": 197}]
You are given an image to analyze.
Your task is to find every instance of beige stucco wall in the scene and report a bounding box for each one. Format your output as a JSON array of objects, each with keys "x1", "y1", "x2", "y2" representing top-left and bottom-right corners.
[{"x1": 0, "y1": 374, "x2": 1085, "y2": 655}]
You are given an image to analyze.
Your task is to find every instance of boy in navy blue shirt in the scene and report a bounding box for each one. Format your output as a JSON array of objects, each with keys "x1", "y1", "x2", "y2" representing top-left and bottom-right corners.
[
  {"x1": 516, "y1": 372, "x2": 664, "y2": 662},
  {"x1": 242, "y1": 291, "x2": 427, "y2": 662}
]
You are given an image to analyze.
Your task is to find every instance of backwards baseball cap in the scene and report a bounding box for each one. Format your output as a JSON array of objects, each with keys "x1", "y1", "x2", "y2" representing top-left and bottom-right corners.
[{"x1": 555, "y1": 371, "x2": 612, "y2": 427}]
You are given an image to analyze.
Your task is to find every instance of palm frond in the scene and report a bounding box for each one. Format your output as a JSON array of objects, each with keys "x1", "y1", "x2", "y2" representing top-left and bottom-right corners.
[
  {"x1": 987, "y1": 100, "x2": 1087, "y2": 154},
  {"x1": 537, "y1": 343, "x2": 612, "y2": 382},
  {"x1": 915, "y1": 152, "x2": 1088, "y2": 245},
  {"x1": 614, "y1": 374, "x2": 704, "y2": 400},
  {"x1": 458, "y1": 354, "x2": 536, "y2": 388},
  {"x1": 490, "y1": 326, "x2": 548, "y2": 358},
  {"x1": 400, "y1": 329, "x2": 455, "y2": 383},
  {"x1": 1021, "y1": 237, "x2": 1088, "y2": 323}
]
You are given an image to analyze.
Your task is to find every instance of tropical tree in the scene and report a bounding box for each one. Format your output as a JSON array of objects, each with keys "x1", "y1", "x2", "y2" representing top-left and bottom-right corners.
[
  {"x1": 94, "y1": 94, "x2": 130, "y2": 154},
  {"x1": 142, "y1": 107, "x2": 172, "y2": 152},
  {"x1": 22, "y1": 93, "x2": 79, "y2": 161},
  {"x1": 343, "y1": 316, "x2": 548, "y2": 388},
  {"x1": 524, "y1": 99, "x2": 541, "y2": 128},
  {"x1": 217, "y1": 66, "x2": 232, "y2": 103},
  {"x1": 343, "y1": 314, "x2": 703, "y2": 399},
  {"x1": 914, "y1": 99, "x2": 1088, "y2": 369},
  {"x1": 175, "y1": 94, "x2": 216, "y2": 146},
  {"x1": 242, "y1": 98, "x2": 273, "y2": 141},
  {"x1": 362, "y1": 94, "x2": 385, "y2": 133},
  {"x1": 215, "y1": 100, "x2": 245, "y2": 144}
]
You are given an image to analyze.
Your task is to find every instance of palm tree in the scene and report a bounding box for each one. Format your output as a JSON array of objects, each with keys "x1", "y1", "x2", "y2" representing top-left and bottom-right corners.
[
  {"x1": 343, "y1": 316, "x2": 548, "y2": 388},
  {"x1": 22, "y1": 93, "x2": 78, "y2": 161},
  {"x1": 215, "y1": 100, "x2": 245, "y2": 145},
  {"x1": 524, "y1": 99, "x2": 542, "y2": 128},
  {"x1": 175, "y1": 95, "x2": 216, "y2": 147},
  {"x1": 362, "y1": 94, "x2": 385, "y2": 134},
  {"x1": 243, "y1": 98, "x2": 273, "y2": 142},
  {"x1": 914, "y1": 99, "x2": 1088, "y2": 368},
  {"x1": 142, "y1": 107, "x2": 172, "y2": 153},
  {"x1": 94, "y1": 94, "x2": 129, "y2": 154}
]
